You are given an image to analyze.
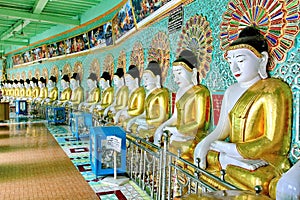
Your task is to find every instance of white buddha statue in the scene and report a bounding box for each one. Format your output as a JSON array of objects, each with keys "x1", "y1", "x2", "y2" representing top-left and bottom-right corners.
[
  {"x1": 153, "y1": 50, "x2": 211, "y2": 161},
  {"x1": 126, "y1": 61, "x2": 169, "y2": 141},
  {"x1": 42, "y1": 76, "x2": 58, "y2": 105},
  {"x1": 193, "y1": 26, "x2": 292, "y2": 198}
]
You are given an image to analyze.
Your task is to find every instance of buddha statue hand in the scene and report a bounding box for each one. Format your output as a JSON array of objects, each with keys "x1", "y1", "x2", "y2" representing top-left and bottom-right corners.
[
  {"x1": 126, "y1": 117, "x2": 137, "y2": 132},
  {"x1": 210, "y1": 141, "x2": 242, "y2": 158},
  {"x1": 219, "y1": 152, "x2": 268, "y2": 170},
  {"x1": 154, "y1": 125, "x2": 164, "y2": 145},
  {"x1": 96, "y1": 104, "x2": 102, "y2": 110},
  {"x1": 164, "y1": 126, "x2": 194, "y2": 142}
]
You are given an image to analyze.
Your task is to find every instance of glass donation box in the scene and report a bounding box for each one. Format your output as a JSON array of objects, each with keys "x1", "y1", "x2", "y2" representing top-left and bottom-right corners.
[
  {"x1": 46, "y1": 106, "x2": 66, "y2": 123},
  {"x1": 15, "y1": 100, "x2": 27, "y2": 115},
  {"x1": 90, "y1": 126, "x2": 127, "y2": 176},
  {"x1": 70, "y1": 112, "x2": 93, "y2": 140}
]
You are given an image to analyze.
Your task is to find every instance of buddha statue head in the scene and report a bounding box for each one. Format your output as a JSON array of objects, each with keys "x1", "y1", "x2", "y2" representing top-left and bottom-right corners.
[
  {"x1": 100, "y1": 71, "x2": 111, "y2": 90},
  {"x1": 48, "y1": 76, "x2": 57, "y2": 88},
  {"x1": 30, "y1": 77, "x2": 38, "y2": 88},
  {"x1": 61, "y1": 74, "x2": 70, "y2": 89},
  {"x1": 226, "y1": 26, "x2": 269, "y2": 83},
  {"x1": 113, "y1": 68, "x2": 125, "y2": 89},
  {"x1": 172, "y1": 49, "x2": 198, "y2": 89},
  {"x1": 125, "y1": 65, "x2": 140, "y2": 91},
  {"x1": 25, "y1": 79, "x2": 31, "y2": 89},
  {"x1": 143, "y1": 60, "x2": 162, "y2": 91},
  {"x1": 87, "y1": 73, "x2": 98, "y2": 90},
  {"x1": 70, "y1": 73, "x2": 80, "y2": 89},
  {"x1": 38, "y1": 77, "x2": 47, "y2": 88}
]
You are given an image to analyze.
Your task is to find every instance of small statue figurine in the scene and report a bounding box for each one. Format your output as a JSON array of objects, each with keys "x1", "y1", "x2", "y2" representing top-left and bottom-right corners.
[
  {"x1": 127, "y1": 61, "x2": 169, "y2": 141},
  {"x1": 194, "y1": 26, "x2": 292, "y2": 198},
  {"x1": 65, "y1": 73, "x2": 84, "y2": 109},
  {"x1": 42, "y1": 76, "x2": 58, "y2": 105},
  {"x1": 94, "y1": 71, "x2": 114, "y2": 117},
  {"x1": 78, "y1": 72, "x2": 100, "y2": 111},
  {"x1": 154, "y1": 49, "x2": 211, "y2": 162},
  {"x1": 35, "y1": 77, "x2": 48, "y2": 103},
  {"x1": 56, "y1": 74, "x2": 72, "y2": 106},
  {"x1": 103, "y1": 68, "x2": 129, "y2": 121},
  {"x1": 114, "y1": 65, "x2": 146, "y2": 126}
]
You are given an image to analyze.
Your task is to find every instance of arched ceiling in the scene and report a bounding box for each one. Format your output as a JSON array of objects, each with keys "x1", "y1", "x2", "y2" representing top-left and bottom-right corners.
[{"x1": 0, "y1": 0, "x2": 121, "y2": 56}]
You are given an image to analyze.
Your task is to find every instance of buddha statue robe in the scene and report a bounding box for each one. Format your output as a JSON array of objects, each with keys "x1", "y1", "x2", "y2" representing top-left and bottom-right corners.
[
  {"x1": 31, "y1": 86, "x2": 40, "y2": 99},
  {"x1": 57, "y1": 87, "x2": 72, "y2": 105},
  {"x1": 132, "y1": 87, "x2": 169, "y2": 139},
  {"x1": 95, "y1": 87, "x2": 114, "y2": 117},
  {"x1": 169, "y1": 85, "x2": 210, "y2": 161},
  {"x1": 81, "y1": 87, "x2": 100, "y2": 111},
  {"x1": 19, "y1": 88, "x2": 26, "y2": 98},
  {"x1": 46, "y1": 87, "x2": 58, "y2": 105},
  {"x1": 114, "y1": 86, "x2": 129, "y2": 112},
  {"x1": 205, "y1": 78, "x2": 292, "y2": 196},
  {"x1": 68, "y1": 86, "x2": 84, "y2": 108}
]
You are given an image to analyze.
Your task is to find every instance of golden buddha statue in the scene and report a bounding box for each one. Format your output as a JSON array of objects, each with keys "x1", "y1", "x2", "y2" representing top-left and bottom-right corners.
[
  {"x1": 13, "y1": 80, "x2": 20, "y2": 99},
  {"x1": 35, "y1": 77, "x2": 48, "y2": 103},
  {"x1": 114, "y1": 65, "x2": 146, "y2": 127},
  {"x1": 154, "y1": 50, "x2": 211, "y2": 162},
  {"x1": 127, "y1": 61, "x2": 169, "y2": 141},
  {"x1": 103, "y1": 68, "x2": 129, "y2": 121},
  {"x1": 19, "y1": 80, "x2": 26, "y2": 98},
  {"x1": 30, "y1": 77, "x2": 40, "y2": 100},
  {"x1": 42, "y1": 76, "x2": 58, "y2": 105},
  {"x1": 94, "y1": 72, "x2": 114, "y2": 117},
  {"x1": 65, "y1": 73, "x2": 83, "y2": 109},
  {"x1": 194, "y1": 26, "x2": 292, "y2": 198},
  {"x1": 56, "y1": 74, "x2": 72, "y2": 106},
  {"x1": 78, "y1": 73, "x2": 100, "y2": 111},
  {"x1": 24, "y1": 79, "x2": 32, "y2": 100}
]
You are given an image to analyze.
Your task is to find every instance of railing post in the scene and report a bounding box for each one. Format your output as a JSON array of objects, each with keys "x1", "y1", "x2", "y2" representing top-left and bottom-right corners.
[{"x1": 161, "y1": 130, "x2": 170, "y2": 199}]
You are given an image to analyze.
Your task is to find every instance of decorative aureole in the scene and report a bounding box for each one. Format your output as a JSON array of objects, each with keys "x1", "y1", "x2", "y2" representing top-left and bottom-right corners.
[
  {"x1": 148, "y1": 32, "x2": 170, "y2": 83},
  {"x1": 50, "y1": 65, "x2": 59, "y2": 82},
  {"x1": 103, "y1": 54, "x2": 114, "y2": 79},
  {"x1": 16, "y1": 73, "x2": 20, "y2": 80},
  {"x1": 62, "y1": 63, "x2": 71, "y2": 78},
  {"x1": 130, "y1": 41, "x2": 144, "y2": 78},
  {"x1": 117, "y1": 50, "x2": 126, "y2": 74},
  {"x1": 28, "y1": 70, "x2": 33, "y2": 80},
  {"x1": 42, "y1": 67, "x2": 49, "y2": 82},
  {"x1": 34, "y1": 68, "x2": 40, "y2": 79},
  {"x1": 219, "y1": 0, "x2": 300, "y2": 70},
  {"x1": 21, "y1": 71, "x2": 26, "y2": 81},
  {"x1": 73, "y1": 61, "x2": 83, "y2": 82},
  {"x1": 177, "y1": 14, "x2": 213, "y2": 82},
  {"x1": 90, "y1": 58, "x2": 100, "y2": 80}
]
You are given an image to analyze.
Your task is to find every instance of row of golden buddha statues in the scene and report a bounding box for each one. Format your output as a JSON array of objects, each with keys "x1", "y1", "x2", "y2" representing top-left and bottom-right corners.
[{"x1": 0, "y1": 26, "x2": 296, "y2": 199}]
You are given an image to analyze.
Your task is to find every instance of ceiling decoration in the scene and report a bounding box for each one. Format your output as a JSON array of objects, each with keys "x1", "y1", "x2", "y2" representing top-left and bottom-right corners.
[{"x1": 0, "y1": 0, "x2": 103, "y2": 54}]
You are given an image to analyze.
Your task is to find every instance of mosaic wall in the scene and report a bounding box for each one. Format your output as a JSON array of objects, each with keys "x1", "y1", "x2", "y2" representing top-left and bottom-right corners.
[{"x1": 7, "y1": 0, "x2": 300, "y2": 162}]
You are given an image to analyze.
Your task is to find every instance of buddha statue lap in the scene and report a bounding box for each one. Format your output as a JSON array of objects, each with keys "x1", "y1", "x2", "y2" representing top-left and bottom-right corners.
[
  {"x1": 193, "y1": 26, "x2": 292, "y2": 198},
  {"x1": 153, "y1": 50, "x2": 211, "y2": 162},
  {"x1": 114, "y1": 65, "x2": 146, "y2": 128},
  {"x1": 64, "y1": 73, "x2": 83, "y2": 109},
  {"x1": 126, "y1": 61, "x2": 169, "y2": 141},
  {"x1": 93, "y1": 72, "x2": 114, "y2": 118},
  {"x1": 103, "y1": 68, "x2": 129, "y2": 122},
  {"x1": 78, "y1": 73, "x2": 100, "y2": 112},
  {"x1": 42, "y1": 76, "x2": 58, "y2": 105},
  {"x1": 56, "y1": 74, "x2": 72, "y2": 106}
]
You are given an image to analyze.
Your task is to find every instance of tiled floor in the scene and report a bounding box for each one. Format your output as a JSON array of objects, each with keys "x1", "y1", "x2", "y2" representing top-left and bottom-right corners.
[{"x1": 0, "y1": 115, "x2": 151, "y2": 200}]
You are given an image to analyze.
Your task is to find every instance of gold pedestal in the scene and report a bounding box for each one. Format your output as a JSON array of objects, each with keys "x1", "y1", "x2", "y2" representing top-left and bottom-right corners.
[{"x1": 0, "y1": 102, "x2": 9, "y2": 121}]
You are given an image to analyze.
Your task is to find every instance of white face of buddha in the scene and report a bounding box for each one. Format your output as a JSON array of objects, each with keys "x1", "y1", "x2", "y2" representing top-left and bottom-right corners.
[
  {"x1": 87, "y1": 79, "x2": 96, "y2": 90},
  {"x1": 38, "y1": 81, "x2": 43, "y2": 88},
  {"x1": 142, "y1": 71, "x2": 157, "y2": 91},
  {"x1": 30, "y1": 81, "x2": 35, "y2": 87},
  {"x1": 100, "y1": 78, "x2": 109, "y2": 90},
  {"x1": 48, "y1": 80, "x2": 54, "y2": 88},
  {"x1": 227, "y1": 48, "x2": 261, "y2": 83},
  {"x1": 113, "y1": 76, "x2": 123, "y2": 88},
  {"x1": 172, "y1": 65, "x2": 192, "y2": 88},
  {"x1": 124, "y1": 74, "x2": 137, "y2": 91}
]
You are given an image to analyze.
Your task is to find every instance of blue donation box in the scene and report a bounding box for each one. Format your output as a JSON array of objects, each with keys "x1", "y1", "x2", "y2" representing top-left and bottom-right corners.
[
  {"x1": 46, "y1": 106, "x2": 66, "y2": 123},
  {"x1": 70, "y1": 112, "x2": 93, "y2": 140},
  {"x1": 90, "y1": 126, "x2": 127, "y2": 176},
  {"x1": 15, "y1": 100, "x2": 27, "y2": 115}
]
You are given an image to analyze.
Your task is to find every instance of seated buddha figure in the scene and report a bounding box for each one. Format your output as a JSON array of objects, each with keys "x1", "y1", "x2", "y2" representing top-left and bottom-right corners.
[
  {"x1": 42, "y1": 76, "x2": 58, "y2": 105},
  {"x1": 194, "y1": 26, "x2": 292, "y2": 198},
  {"x1": 103, "y1": 68, "x2": 129, "y2": 121},
  {"x1": 153, "y1": 50, "x2": 211, "y2": 161},
  {"x1": 29, "y1": 77, "x2": 40, "y2": 102},
  {"x1": 114, "y1": 65, "x2": 146, "y2": 127},
  {"x1": 64, "y1": 73, "x2": 84, "y2": 109},
  {"x1": 126, "y1": 61, "x2": 169, "y2": 141},
  {"x1": 23, "y1": 79, "x2": 32, "y2": 101},
  {"x1": 34, "y1": 77, "x2": 48, "y2": 103},
  {"x1": 78, "y1": 73, "x2": 100, "y2": 112},
  {"x1": 10, "y1": 80, "x2": 19, "y2": 101},
  {"x1": 18, "y1": 79, "x2": 26, "y2": 99},
  {"x1": 56, "y1": 74, "x2": 72, "y2": 106},
  {"x1": 93, "y1": 71, "x2": 114, "y2": 117}
]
